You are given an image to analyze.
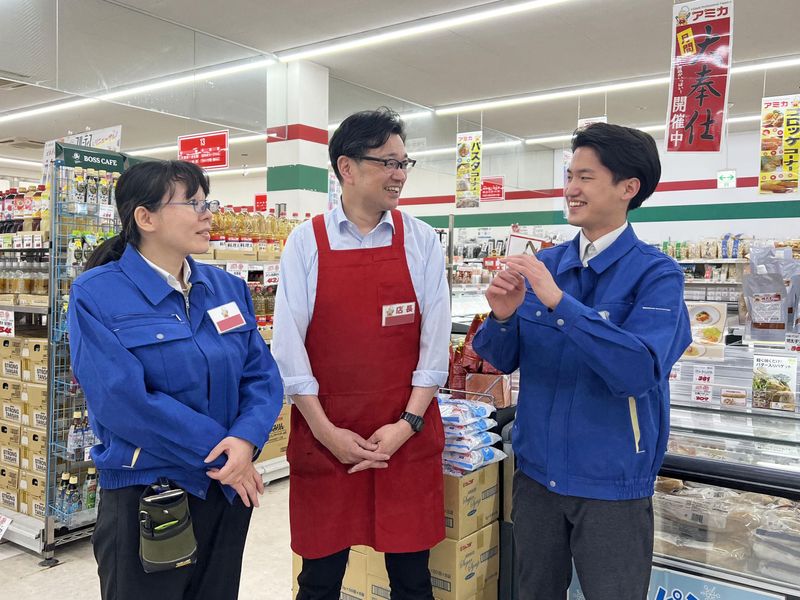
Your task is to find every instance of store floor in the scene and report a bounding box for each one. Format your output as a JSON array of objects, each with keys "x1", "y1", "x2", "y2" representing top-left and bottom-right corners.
[{"x1": 1, "y1": 478, "x2": 293, "y2": 599}]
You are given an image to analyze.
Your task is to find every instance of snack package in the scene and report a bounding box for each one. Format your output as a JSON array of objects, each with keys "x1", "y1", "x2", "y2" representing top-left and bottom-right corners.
[
  {"x1": 438, "y1": 398, "x2": 494, "y2": 425},
  {"x1": 443, "y1": 418, "x2": 498, "y2": 438},
  {"x1": 743, "y1": 273, "x2": 788, "y2": 342},
  {"x1": 442, "y1": 446, "x2": 507, "y2": 472},
  {"x1": 444, "y1": 432, "x2": 502, "y2": 453}
]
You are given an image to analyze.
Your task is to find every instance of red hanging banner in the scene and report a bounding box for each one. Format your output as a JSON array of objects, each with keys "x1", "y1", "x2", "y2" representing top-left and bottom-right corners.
[{"x1": 665, "y1": 1, "x2": 733, "y2": 153}]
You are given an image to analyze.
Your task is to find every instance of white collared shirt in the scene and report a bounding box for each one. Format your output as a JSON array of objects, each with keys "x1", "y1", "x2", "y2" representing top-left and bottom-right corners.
[
  {"x1": 579, "y1": 222, "x2": 629, "y2": 267},
  {"x1": 137, "y1": 251, "x2": 192, "y2": 295}
]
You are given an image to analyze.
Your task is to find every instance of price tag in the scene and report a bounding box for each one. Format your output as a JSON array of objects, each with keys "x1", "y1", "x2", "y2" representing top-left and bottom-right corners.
[
  {"x1": 263, "y1": 265, "x2": 280, "y2": 286},
  {"x1": 98, "y1": 204, "x2": 114, "y2": 220},
  {"x1": 786, "y1": 333, "x2": 800, "y2": 353},
  {"x1": 669, "y1": 364, "x2": 682, "y2": 381},
  {"x1": 225, "y1": 262, "x2": 248, "y2": 280},
  {"x1": 693, "y1": 365, "x2": 715, "y2": 384},
  {"x1": 0, "y1": 310, "x2": 14, "y2": 337},
  {"x1": 84, "y1": 446, "x2": 92, "y2": 461},
  {"x1": 692, "y1": 384, "x2": 713, "y2": 404},
  {"x1": 0, "y1": 514, "x2": 12, "y2": 540}
]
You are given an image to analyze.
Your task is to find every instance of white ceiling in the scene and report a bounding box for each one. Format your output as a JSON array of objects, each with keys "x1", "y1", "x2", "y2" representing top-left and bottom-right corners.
[{"x1": 2, "y1": 0, "x2": 799, "y2": 173}]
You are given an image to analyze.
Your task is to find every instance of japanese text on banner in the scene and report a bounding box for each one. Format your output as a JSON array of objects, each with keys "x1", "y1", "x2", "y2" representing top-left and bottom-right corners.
[
  {"x1": 666, "y1": 0, "x2": 733, "y2": 152},
  {"x1": 759, "y1": 94, "x2": 800, "y2": 194},
  {"x1": 455, "y1": 131, "x2": 482, "y2": 209}
]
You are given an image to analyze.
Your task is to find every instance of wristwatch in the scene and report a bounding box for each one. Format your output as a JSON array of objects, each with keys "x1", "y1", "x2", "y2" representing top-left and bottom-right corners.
[{"x1": 400, "y1": 411, "x2": 425, "y2": 433}]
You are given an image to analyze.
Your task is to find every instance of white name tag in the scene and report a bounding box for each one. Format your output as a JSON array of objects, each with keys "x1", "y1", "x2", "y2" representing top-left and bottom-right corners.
[
  {"x1": 207, "y1": 302, "x2": 246, "y2": 334},
  {"x1": 382, "y1": 302, "x2": 416, "y2": 327}
]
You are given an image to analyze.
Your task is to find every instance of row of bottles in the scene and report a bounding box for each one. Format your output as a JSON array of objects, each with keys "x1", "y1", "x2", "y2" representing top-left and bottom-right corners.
[
  {"x1": 67, "y1": 409, "x2": 99, "y2": 462},
  {"x1": 0, "y1": 255, "x2": 49, "y2": 295},
  {"x1": 56, "y1": 467, "x2": 98, "y2": 516},
  {"x1": 65, "y1": 167, "x2": 119, "y2": 215},
  {"x1": 0, "y1": 185, "x2": 51, "y2": 232},
  {"x1": 210, "y1": 208, "x2": 310, "y2": 256},
  {"x1": 249, "y1": 283, "x2": 277, "y2": 327}
]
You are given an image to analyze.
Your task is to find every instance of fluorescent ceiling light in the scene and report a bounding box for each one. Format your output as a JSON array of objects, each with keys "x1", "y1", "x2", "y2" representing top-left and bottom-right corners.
[
  {"x1": 438, "y1": 55, "x2": 800, "y2": 116},
  {"x1": 0, "y1": 98, "x2": 99, "y2": 125},
  {"x1": 412, "y1": 139, "x2": 523, "y2": 158},
  {"x1": 525, "y1": 114, "x2": 761, "y2": 145},
  {"x1": 207, "y1": 166, "x2": 268, "y2": 177},
  {"x1": 0, "y1": 156, "x2": 41, "y2": 168},
  {"x1": 0, "y1": 57, "x2": 274, "y2": 125},
  {"x1": 327, "y1": 110, "x2": 433, "y2": 131},
  {"x1": 278, "y1": 0, "x2": 576, "y2": 62}
]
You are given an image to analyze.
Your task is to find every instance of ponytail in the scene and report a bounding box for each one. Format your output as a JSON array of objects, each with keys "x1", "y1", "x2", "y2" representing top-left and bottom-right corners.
[{"x1": 84, "y1": 234, "x2": 127, "y2": 270}]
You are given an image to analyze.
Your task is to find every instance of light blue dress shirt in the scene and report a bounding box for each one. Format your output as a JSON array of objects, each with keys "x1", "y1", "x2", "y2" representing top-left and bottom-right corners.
[{"x1": 272, "y1": 204, "x2": 451, "y2": 396}]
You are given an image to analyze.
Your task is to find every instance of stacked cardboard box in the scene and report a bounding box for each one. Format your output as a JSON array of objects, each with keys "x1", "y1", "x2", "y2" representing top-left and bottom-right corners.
[{"x1": 255, "y1": 402, "x2": 291, "y2": 463}]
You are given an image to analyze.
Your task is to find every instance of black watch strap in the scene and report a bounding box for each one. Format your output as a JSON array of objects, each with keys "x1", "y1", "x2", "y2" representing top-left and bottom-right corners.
[{"x1": 400, "y1": 411, "x2": 424, "y2": 433}]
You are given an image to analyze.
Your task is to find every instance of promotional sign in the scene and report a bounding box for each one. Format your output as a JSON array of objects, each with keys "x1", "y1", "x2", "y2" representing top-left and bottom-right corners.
[
  {"x1": 42, "y1": 125, "x2": 122, "y2": 177},
  {"x1": 577, "y1": 115, "x2": 607, "y2": 128},
  {"x1": 682, "y1": 301, "x2": 727, "y2": 361},
  {"x1": 0, "y1": 310, "x2": 13, "y2": 337},
  {"x1": 758, "y1": 94, "x2": 800, "y2": 194},
  {"x1": 666, "y1": 0, "x2": 733, "y2": 152},
  {"x1": 455, "y1": 131, "x2": 482, "y2": 208},
  {"x1": 717, "y1": 169, "x2": 737, "y2": 188},
  {"x1": 752, "y1": 354, "x2": 797, "y2": 412},
  {"x1": 569, "y1": 565, "x2": 783, "y2": 600},
  {"x1": 480, "y1": 176, "x2": 505, "y2": 202},
  {"x1": 178, "y1": 130, "x2": 229, "y2": 170},
  {"x1": 255, "y1": 194, "x2": 268, "y2": 212},
  {"x1": 506, "y1": 234, "x2": 549, "y2": 256}
]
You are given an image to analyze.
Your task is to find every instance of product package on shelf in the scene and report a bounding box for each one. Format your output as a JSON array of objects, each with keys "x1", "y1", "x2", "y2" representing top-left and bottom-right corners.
[{"x1": 438, "y1": 395, "x2": 506, "y2": 476}]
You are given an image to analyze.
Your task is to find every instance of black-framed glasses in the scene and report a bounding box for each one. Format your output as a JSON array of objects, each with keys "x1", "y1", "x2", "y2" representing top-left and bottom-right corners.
[
  {"x1": 169, "y1": 199, "x2": 221, "y2": 214},
  {"x1": 357, "y1": 156, "x2": 417, "y2": 172}
]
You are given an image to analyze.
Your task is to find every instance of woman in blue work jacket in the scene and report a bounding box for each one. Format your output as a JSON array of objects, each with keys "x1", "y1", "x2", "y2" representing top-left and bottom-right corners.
[{"x1": 68, "y1": 160, "x2": 284, "y2": 600}]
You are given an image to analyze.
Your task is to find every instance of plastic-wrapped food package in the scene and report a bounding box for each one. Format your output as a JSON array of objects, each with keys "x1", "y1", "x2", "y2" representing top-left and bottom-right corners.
[
  {"x1": 442, "y1": 446, "x2": 507, "y2": 472},
  {"x1": 443, "y1": 418, "x2": 497, "y2": 438},
  {"x1": 438, "y1": 398, "x2": 494, "y2": 425},
  {"x1": 653, "y1": 532, "x2": 749, "y2": 571},
  {"x1": 444, "y1": 431, "x2": 502, "y2": 453}
]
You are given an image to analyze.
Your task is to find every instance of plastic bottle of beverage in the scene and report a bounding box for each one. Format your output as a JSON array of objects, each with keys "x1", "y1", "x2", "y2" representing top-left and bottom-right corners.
[
  {"x1": 85, "y1": 169, "x2": 98, "y2": 214},
  {"x1": 57, "y1": 472, "x2": 71, "y2": 513},
  {"x1": 23, "y1": 186, "x2": 36, "y2": 219},
  {"x1": 97, "y1": 170, "x2": 109, "y2": 205},
  {"x1": 110, "y1": 172, "x2": 120, "y2": 207},
  {"x1": 66, "y1": 475, "x2": 81, "y2": 514},
  {"x1": 68, "y1": 410, "x2": 83, "y2": 459},
  {"x1": 83, "y1": 467, "x2": 98, "y2": 514},
  {"x1": 3, "y1": 188, "x2": 16, "y2": 224},
  {"x1": 13, "y1": 188, "x2": 25, "y2": 223}
]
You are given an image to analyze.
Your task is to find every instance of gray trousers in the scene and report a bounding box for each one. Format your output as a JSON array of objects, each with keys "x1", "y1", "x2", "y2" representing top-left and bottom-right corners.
[{"x1": 512, "y1": 470, "x2": 654, "y2": 600}]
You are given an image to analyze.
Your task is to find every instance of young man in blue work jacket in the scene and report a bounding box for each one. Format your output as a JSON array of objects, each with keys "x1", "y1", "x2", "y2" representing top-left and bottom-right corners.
[{"x1": 473, "y1": 123, "x2": 691, "y2": 600}]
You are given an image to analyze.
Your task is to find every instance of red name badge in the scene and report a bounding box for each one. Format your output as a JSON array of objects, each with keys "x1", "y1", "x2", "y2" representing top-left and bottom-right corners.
[
  {"x1": 382, "y1": 302, "x2": 416, "y2": 327},
  {"x1": 207, "y1": 302, "x2": 246, "y2": 334}
]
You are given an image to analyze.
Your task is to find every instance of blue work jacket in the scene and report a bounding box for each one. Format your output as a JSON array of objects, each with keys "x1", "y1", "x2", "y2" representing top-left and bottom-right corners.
[
  {"x1": 473, "y1": 225, "x2": 691, "y2": 500},
  {"x1": 68, "y1": 244, "x2": 284, "y2": 500}
]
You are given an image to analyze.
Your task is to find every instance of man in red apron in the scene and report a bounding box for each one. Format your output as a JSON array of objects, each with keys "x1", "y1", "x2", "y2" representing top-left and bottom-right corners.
[{"x1": 272, "y1": 108, "x2": 451, "y2": 600}]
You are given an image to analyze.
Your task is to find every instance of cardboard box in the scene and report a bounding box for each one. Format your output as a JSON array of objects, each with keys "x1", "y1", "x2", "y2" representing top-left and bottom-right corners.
[
  {"x1": 444, "y1": 463, "x2": 500, "y2": 540},
  {"x1": 21, "y1": 427, "x2": 47, "y2": 454},
  {"x1": 0, "y1": 338, "x2": 23, "y2": 359},
  {"x1": 429, "y1": 522, "x2": 500, "y2": 600},
  {"x1": 2, "y1": 399, "x2": 23, "y2": 424},
  {"x1": 16, "y1": 295, "x2": 49, "y2": 308},
  {"x1": 2, "y1": 357, "x2": 22, "y2": 380},
  {"x1": 0, "y1": 420, "x2": 21, "y2": 446},
  {"x1": 0, "y1": 464, "x2": 19, "y2": 491},
  {"x1": 22, "y1": 358, "x2": 48, "y2": 385},
  {"x1": 20, "y1": 447, "x2": 47, "y2": 475},
  {"x1": 0, "y1": 487, "x2": 18, "y2": 511},
  {"x1": 0, "y1": 378, "x2": 23, "y2": 401},
  {"x1": 465, "y1": 374, "x2": 512, "y2": 409},
  {"x1": 21, "y1": 337, "x2": 48, "y2": 362},
  {"x1": 256, "y1": 403, "x2": 291, "y2": 463},
  {"x1": 18, "y1": 469, "x2": 45, "y2": 500},
  {"x1": 365, "y1": 545, "x2": 388, "y2": 580},
  {"x1": 21, "y1": 382, "x2": 48, "y2": 430},
  {"x1": 20, "y1": 490, "x2": 46, "y2": 520},
  {"x1": 367, "y1": 575, "x2": 498, "y2": 600},
  {"x1": 0, "y1": 294, "x2": 16, "y2": 305},
  {"x1": 292, "y1": 551, "x2": 302, "y2": 592}
]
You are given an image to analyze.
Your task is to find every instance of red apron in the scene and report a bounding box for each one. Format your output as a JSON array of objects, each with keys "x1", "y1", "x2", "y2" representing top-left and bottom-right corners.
[{"x1": 288, "y1": 210, "x2": 445, "y2": 559}]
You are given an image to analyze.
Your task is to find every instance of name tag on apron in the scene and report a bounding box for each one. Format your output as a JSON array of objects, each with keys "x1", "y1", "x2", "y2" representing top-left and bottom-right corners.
[
  {"x1": 207, "y1": 302, "x2": 246, "y2": 334},
  {"x1": 382, "y1": 302, "x2": 415, "y2": 327}
]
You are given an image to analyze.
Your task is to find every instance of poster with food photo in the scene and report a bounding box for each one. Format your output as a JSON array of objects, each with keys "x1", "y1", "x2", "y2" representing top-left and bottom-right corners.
[
  {"x1": 759, "y1": 94, "x2": 800, "y2": 194},
  {"x1": 752, "y1": 354, "x2": 798, "y2": 412},
  {"x1": 682, "y1": 301, "x2": 727, "y2": 361},
  {"x1": 455, "y1": 131, "x2": 482, "y2": 208}
]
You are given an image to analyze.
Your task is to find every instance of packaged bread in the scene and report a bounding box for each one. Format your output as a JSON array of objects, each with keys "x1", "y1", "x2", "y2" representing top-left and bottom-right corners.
[
  {"x1": 655, "y1": 477, "x2": 685, "y2": 493},
  {"x1": 654, "y1": 532, "x2": 749, "y2": 570}
]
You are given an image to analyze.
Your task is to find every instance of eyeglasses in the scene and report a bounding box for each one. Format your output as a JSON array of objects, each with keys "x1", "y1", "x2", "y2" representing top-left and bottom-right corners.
[
  {"x1": 169, "y1": 199, "x2": 221, "y2": 214},
  {"x1": 357, "y1": 156, "x2": 417, "y2": 172}
]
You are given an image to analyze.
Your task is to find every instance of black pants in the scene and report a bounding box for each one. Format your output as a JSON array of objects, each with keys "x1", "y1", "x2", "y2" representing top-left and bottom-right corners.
[
  {"x1": 512, "y1": 470, "x2": 654, "y2": 600},
  {"x1": 296, "y1": 547, "x2": 433, "y2": 600},
  {"x1": 93, "y1": 482, "x2": 252, "y2": 600}
]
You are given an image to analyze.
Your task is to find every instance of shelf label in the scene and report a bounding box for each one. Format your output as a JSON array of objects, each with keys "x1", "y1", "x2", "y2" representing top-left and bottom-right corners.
[
  {"x1": 720, "y1": 386, "x2": 748, "y2": 407},
  {"x1": 264, "y1": 264, "x2": 279, "y2": 287},
  {"x1": 786, "y1": 332, "x2": 800, "y2": 353},
  {"x1": 98, "y1": 204, "x2": 114, "y2": 220},
  {"x1": 669, "y1": 364, "x2": 682, "y2": 381},
  {"x1": 226, "y1": 262, "x2": 248, "y2": 280},
  {"x1": 692, "y1": 365, "x2": 715, "y2": 384},
  {"x1": 0, "y1": 310, "x2": 14, "y2": 337},
  {"x1": 692, "y1": 384, "x2": 713, "y2": 404},
  {"x1": 0, "y1": 514, "x2": 11, "y2": 540}
]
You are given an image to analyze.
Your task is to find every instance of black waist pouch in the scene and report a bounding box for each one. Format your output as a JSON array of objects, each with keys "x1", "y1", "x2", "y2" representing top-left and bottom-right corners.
[{"x1": 138, "y1": 480, "x2": 197, "y2": 573}]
